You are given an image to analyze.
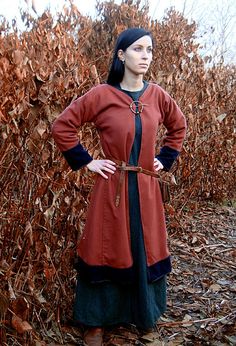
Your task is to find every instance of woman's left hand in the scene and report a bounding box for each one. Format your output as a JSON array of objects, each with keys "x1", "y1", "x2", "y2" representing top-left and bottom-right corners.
[{"x1": 154, "y1": 158, "x2": 164, "y2": 171}]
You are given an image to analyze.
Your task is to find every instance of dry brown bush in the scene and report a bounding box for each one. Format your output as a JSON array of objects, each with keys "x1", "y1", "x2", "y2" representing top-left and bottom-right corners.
[{"x1": 0, "y1": 0, "x2": 235, "y2": 344}]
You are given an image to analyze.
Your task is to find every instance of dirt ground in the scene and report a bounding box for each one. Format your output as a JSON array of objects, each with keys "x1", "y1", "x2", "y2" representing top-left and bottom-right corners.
[{"x1": 3, "y1": 203, "x2": 236, "y2": 346}]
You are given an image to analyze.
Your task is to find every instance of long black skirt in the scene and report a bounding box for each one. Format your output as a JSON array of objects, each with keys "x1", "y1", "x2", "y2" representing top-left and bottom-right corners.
[{"x1": 73, "y1": 171, "x2": 167, "y2": 330}]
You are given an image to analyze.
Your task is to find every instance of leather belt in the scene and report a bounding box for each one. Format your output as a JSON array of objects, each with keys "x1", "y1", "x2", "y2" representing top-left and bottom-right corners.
[{"x1": 112, "y1": 159, "x2": 169, "y2": 207}]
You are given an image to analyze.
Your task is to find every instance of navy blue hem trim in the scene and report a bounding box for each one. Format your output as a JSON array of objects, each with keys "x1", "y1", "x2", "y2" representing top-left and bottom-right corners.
[
  {"x1": 62, "y1": 143, "x2": 93, "y2": 171},
  {"x1": 147, "y1": 256, "x2": 171, "y2": 282},
  {"x1": 74, "y1": 256, "x2": 171, "y2": 284},
  {"x1": 156, "y1": 146, "x2": 179, "y2": 171},
  {"x1": 74, "y1": 257, "x2": 135, "y2": 284}
]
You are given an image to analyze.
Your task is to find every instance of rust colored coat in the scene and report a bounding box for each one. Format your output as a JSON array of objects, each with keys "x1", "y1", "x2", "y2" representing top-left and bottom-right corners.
[{"x1": 52, "y1": 83, "x2": 186, "y2": 282}]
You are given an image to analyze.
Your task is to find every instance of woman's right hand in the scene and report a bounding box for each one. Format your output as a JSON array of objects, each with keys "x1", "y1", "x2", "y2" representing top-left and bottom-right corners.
[{"x1": 86, "y1": 159, "x2": 116, "y2": 179}]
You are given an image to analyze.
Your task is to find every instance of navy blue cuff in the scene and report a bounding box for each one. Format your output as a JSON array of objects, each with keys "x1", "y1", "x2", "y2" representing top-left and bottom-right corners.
[
  {"x1": 156, "y1": 146, "x2": 179, "y2": 171},
  {"x1": 62, "y1": 143, "x2": 93, "y2": 171}
]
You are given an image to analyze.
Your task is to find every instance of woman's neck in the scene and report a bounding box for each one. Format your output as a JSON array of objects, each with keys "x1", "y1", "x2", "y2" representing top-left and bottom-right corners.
[{"x1": 120, "y1": 74, "x2": 144, "y2": 92}]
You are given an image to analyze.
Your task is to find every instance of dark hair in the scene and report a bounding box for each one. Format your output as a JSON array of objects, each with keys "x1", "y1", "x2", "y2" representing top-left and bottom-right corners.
[{"x1": 107, "y1": 28, "x2": 152, "y2": 86}]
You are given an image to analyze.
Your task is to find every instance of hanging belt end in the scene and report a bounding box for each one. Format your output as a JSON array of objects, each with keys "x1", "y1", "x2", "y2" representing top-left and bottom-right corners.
[{"x1": 115, "y1": 196, "x2": 120, "y2": 207}]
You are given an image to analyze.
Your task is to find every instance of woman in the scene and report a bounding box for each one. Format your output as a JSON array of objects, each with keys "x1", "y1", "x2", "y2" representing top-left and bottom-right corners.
[{"x1": 52, "y1": 28, "x2": 186, "y2": 345}]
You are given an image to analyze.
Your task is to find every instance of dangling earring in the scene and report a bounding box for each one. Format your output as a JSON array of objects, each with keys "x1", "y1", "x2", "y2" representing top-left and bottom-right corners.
[{"x1": 121, "y1": 59, "x2": 125, "y2": 64}]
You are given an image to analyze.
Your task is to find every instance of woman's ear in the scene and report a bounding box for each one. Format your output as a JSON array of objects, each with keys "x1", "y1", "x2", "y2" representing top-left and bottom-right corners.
[{"x1": 117, "y1": 49, "x2": 125, "y2": 62}]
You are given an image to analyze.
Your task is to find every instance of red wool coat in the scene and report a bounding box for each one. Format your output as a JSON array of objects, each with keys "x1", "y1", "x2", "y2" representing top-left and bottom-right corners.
[{"x1": 52, "y1": 83, "x2": 186, "y2": 281}]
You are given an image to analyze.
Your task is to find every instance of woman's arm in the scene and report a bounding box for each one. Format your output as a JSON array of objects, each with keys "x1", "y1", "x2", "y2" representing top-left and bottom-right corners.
[
  {"x1": 52, "y1": 87, "x2": 98, "y2": 171},
  {"x1": 156, "y1": 92, "x2": 187, "y2": 171},
  {"x1": 52, "y1": 86, "x2": 116, "y2": 177}
]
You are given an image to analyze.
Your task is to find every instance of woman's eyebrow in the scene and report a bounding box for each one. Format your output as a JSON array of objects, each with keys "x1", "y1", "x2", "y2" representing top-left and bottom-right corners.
[{"x1": 133, "y1": 44, "x2": 153, "y2": 48}]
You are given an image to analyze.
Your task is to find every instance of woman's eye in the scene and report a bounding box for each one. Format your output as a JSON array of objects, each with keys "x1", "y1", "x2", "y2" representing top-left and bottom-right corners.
[
  {"x1": 134, "y1": 47, "x2": 141, "y2": 52},
  {"x1": 147, "y1": 48, "x2": 153, "y2": 53}
]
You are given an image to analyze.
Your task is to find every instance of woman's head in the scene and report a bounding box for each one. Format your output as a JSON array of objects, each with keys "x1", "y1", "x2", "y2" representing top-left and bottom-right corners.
[{"x1": 107, "y1": 28, "x2": 153, "y2": 86}]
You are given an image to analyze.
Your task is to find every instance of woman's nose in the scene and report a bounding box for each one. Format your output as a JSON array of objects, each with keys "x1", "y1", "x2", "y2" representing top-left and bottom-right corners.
[{"x1": 142, "y1": 50, "x2": 149, "y2": 59}]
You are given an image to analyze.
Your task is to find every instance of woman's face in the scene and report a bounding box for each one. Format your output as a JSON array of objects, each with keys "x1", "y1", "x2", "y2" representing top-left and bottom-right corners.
[{"x1": 118, "y1": 35, "x2": 153, "y2": 76}]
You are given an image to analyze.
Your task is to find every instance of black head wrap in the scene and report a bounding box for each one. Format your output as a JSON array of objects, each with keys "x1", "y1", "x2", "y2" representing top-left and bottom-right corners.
[{"x1": 107, "y1": 28, "x2": 152, "y2": 86}]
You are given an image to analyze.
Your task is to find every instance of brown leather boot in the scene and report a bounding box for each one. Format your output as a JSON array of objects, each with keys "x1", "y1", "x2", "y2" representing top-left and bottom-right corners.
[{"x1": 84, "y1": 327, "x2": 104, "y2": 346}]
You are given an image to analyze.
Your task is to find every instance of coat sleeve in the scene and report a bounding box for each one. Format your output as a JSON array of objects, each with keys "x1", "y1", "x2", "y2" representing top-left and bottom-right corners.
[
  {"x1": 52, "y1": 87, "x2": 99, "y2": 171},
  {"x1": 156, "y1": 89, "x2": 187, "y2": 171}
]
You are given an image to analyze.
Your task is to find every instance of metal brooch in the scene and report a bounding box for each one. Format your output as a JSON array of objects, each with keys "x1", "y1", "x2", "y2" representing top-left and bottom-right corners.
[{"x1": 129, "y1": 100, "x2": 144, "y2": 115}]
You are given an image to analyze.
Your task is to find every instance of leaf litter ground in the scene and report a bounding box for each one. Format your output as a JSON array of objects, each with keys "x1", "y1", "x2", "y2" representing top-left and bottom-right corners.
[{"x1": 30, "y1": 202, "x2": 235, "y2": 346}]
